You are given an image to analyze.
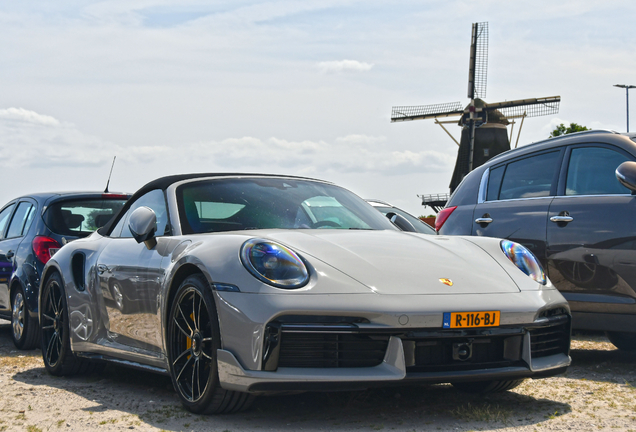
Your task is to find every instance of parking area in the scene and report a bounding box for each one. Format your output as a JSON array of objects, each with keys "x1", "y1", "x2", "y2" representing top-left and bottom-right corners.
[{"x1": 0, "y1": 319, "x2": 634, "y2": 432}]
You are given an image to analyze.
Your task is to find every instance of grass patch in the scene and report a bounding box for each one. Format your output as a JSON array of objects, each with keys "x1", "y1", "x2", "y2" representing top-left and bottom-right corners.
[{"x1": 451, "y1": 403, "x2": 511, "y2": 423}]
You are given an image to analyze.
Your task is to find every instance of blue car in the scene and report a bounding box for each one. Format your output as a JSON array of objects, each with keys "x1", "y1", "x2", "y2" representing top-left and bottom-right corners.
[{"x1": 0, "y1": 192, "x2": 129, "y2": 349}]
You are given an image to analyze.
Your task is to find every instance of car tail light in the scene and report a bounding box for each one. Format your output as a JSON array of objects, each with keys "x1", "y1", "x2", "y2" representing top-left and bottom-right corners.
[
  {"x1": 435, "y1": 206, "x2": 457, "y2": 232},
  {"x1": 33, "y1": 236, "x2": 62, "y2": 264}
]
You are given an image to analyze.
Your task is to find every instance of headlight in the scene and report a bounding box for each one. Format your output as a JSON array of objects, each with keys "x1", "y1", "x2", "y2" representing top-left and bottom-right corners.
[
  {"x1": 500, "y1": 239, "x2": 546, "y2": 285},
  {"x1": 240, "y1": 239, "x2": 309, "y2": 289}
]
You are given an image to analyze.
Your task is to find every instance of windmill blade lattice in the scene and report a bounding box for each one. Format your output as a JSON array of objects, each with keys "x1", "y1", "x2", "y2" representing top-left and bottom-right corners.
[
  {"x1": 487, "y1": 96, "x2": 561, "y2": 118},
  {"x1": 468, "y1": 22, "x2": 488, "y2": 100},
  {"x1": 391, "y1": 102, "x2": 463, "y2": 122}
]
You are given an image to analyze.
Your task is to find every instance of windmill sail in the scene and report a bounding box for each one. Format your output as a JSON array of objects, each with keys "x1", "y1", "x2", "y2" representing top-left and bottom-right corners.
[
  {"x1": 467, "y1": 22, "x2": 488, "y2": 100},
  {"x1": 391, "y1": 102, "x2": 463, "y2": 122},
  {"x1": 487, "y1": 96, "x2": 561, "y2": 118}
]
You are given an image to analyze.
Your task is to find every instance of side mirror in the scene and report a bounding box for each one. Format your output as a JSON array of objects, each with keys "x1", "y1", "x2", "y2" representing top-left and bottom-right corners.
[
  {"x1": 386, "y1": 212, "x2": 417, "y2": 233},
  {"x1": 616, "y1": 161, "x2": 636, "y2": 194},
  {"x1": 129, "y1": 206, "x2": 157, "y2": 249}
]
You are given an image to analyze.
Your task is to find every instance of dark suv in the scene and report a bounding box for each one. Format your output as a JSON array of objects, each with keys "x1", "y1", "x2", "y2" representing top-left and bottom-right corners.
[
  {"x1": 437, "y1": 130, "x2": 636, "y2": 350},
  {"x1": 0, "y1": 192, "x2": 129, "y2": 349}
]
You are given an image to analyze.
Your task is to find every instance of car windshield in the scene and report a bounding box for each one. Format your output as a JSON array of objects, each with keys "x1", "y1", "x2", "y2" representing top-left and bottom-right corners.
[
  {"x1": 44, "y1": 198, "x2": 128, "y2": 237},
  {"x1": 373, "y1": 205, "x2": 436, "y2": 235},
  {"x1": 177, "y1": 178, "x2": 397, "y2": 234}
]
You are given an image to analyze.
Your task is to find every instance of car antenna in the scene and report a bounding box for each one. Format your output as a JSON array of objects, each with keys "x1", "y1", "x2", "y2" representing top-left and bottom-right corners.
[{"x1": 104, "y1": 156, "x2": 117, "y2": 193}]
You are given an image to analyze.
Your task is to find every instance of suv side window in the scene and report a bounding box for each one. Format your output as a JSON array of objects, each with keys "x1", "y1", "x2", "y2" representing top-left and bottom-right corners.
[
  {"x1": 486, "y1": 165, "x2": 505, "y2": 201},
  {"x1": 6, "y1": 202, "x2": 35, "y2": 238},
  {"x1": 498, "y1": 151, "x2": 561, "y2": 200},
  {"x1": 566, "y1": 147, "x2": 630, "y2": 195},
  {"x1": 113, "y1": 189, "x2": 170, "y2": 238},
  {"x1": 0, "y1": 204, "x2": 16, "y2": 239}
]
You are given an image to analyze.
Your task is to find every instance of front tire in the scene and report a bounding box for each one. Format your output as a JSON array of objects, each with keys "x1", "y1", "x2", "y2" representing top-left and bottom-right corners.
[
  {"x1": 167, "y1": 274, "x2": 253, "y2": 414},
  {"x1": 11, "y1": 286, "x2": 39, "y2": 350},
  {"x1": 40, "y1": 272, "x2": 92, "y2": 376},
  {"x1": 606, "y1": 331, "x2": 636, "y2": 351},
  {"x1": 452, "y1": 379, "x2": 524, "y2": 394}
]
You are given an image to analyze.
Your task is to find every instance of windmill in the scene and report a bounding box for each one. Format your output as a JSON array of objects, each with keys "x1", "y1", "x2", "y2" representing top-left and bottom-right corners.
[{"x1": 391, "y1": 22, "x2": 561, "y2": 193}]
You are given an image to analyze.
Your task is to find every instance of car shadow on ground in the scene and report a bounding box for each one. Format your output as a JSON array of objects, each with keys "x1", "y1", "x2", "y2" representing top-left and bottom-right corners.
[
  {"x1": 1, "y1": 321, "x2": 571, "y2": 431},
  {"x1": 565, "y1": 332, "x2": 636, "y2": 386}
]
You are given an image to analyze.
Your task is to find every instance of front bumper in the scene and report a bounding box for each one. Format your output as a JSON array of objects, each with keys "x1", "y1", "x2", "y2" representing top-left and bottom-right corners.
[{"x1": 217, "y1": 316, "x2": 571, "y2": 394}]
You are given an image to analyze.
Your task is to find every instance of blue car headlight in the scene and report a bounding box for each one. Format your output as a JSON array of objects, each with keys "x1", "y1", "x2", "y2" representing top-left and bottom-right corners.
[
  {"x1": 240, "y1": 239, "x2": 309, "y2": 289},
  {"x1": 500, "y1": 239, "x2": 546, "y2": 285}
]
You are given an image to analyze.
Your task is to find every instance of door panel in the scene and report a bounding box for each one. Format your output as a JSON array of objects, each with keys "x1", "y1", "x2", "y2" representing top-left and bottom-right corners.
[
  {"x1": 96, "y1": 239, "x2": 165, "y2": 352},
  {"x1": 472, "y1": 197, "x2": 553, "y2": 266},
  {"x1": 547, "y1": 195, "x2": 636, "y2": 314}
]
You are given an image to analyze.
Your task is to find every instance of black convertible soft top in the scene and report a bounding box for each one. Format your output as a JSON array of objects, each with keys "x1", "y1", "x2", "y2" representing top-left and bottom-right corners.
[{"x1": 97, "y1": 172, "x2": 323, "y2": 236}]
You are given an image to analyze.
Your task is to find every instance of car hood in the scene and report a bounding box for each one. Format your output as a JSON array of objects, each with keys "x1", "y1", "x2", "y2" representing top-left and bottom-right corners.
[{"x1": 262, "y1": 230, "x2": 520, "y2": 295}]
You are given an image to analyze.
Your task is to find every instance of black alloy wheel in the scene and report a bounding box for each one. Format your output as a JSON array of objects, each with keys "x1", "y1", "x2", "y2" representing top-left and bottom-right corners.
[
  {"x1": 11, "y1": 286, "x2": 39, "y2": 350},
  {"x1": 168, "y1": 274, "x2": 253, "y2": 414},
  {"x1": 41, "y1": 272, "x2": 95, "y2": 376}
]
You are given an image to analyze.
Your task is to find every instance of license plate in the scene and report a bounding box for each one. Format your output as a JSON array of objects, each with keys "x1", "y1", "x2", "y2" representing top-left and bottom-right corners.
[{"x1": 443, "y1": 311, "x2": 500, "y2": 329}]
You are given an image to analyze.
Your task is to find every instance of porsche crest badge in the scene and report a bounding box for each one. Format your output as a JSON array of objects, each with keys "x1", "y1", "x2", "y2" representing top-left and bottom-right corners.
[{"x1": 439, "y1": 278, "x2": 453, "y2": 286}]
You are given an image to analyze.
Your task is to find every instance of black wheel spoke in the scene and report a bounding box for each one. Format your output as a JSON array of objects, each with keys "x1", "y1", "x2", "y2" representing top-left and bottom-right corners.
[
  {"x1": 196, "y1": 295, "x2": 202, "y2": 332},
  {"x1": 41, "y1": 325, "x2": 55, "y2": 330},
  {"x1": 173, "y1": 316, "x2": 191, "y2": 339},
  {"x1": 175, "y1": 354, "x2": 193, "y2": 382},
  {"x1": 177, "y1": 304, "x2": 194, "y2": 335},
  {"x1": 46, "y1": 332, "x2": 59, "y2": 364},
  {"x1": 200, "y1": 350, "x2": 212, "y2": 360},
  {"x1": 49, "y1": 287, "x2": 58, "y2": 315},
  {"x1": 172, "y1": 347, "x2": 192, "y2": 367},
  {"x1": 42, "y1": 313, "x2": 55, "y2": 322},
  {"x1": 192, "y1": 357, "x2": 198, "y2": 400}
]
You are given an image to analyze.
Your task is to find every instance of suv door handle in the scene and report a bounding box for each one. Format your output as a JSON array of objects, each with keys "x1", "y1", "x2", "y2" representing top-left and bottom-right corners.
[
  {"x1": 550, "y1": 211, "x2": 573, "y2": 223},
  {"x1": 6, "y1": 250, "x2": 14, "y2": 259},
  {"x1": 475, "y1": 217, "x2": 493, "y2": 224}
]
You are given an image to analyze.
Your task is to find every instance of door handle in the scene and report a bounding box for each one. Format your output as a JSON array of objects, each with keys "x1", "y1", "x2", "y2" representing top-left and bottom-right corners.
[
  {"x1": 6, "y1": 250, "x2": 14, "y2": 259},
  {"x1": 475, "y1": 217, "x2": 493, "y2": 224},
  {"x1": 550, "y1": 216, "x2": 573, "y2": 223},
  {"x1": 97, "y1": 264, "x2": 108, "y2": 274},
  {"x1": 550, "y1": 211, "x2": 573, "y2": 223}
]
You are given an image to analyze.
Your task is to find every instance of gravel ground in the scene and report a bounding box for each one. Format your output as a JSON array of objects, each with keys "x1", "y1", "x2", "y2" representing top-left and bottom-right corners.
[{"x1": 0, "y1": 320, "x2": 635, "y2": 432}]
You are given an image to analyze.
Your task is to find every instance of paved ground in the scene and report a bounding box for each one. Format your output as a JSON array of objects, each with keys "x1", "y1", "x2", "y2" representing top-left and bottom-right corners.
[{"x1": 0, "y1": 319, "x2": 635, "y2": 431}]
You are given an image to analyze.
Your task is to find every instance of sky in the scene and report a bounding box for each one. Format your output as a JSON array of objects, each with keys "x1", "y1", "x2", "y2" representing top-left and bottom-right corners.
[{"x1": 1, "y1": 0, "x2": 635, "y2": 216}]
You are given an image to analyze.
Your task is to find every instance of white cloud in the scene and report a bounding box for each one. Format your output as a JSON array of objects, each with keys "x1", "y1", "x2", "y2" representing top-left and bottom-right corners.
[
  {"x1": 0, "y1": 107, "x2": 60, "y2": 126},
  {"x1": 317, "y1": 60, "x2": 374, "y2": 74},
  {"x1": 0, "y1": 108, "x2": 453, "y2": 177}
]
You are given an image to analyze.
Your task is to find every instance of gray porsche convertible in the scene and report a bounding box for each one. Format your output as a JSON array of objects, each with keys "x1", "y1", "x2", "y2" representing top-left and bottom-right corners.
[{"x1": 39, "y1": 174, "x2": 571, "y2": 414}]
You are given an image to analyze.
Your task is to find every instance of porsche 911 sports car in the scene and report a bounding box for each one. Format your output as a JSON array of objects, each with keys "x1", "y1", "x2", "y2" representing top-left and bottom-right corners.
[{"x1": 39, "y1": 174, "x2": 571, "y2": 414}]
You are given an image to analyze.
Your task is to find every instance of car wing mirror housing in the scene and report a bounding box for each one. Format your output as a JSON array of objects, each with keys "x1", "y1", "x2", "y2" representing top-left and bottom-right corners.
[
  {"x1": 129, "y1": 206, "x2": 158, "y2": 249},
  {"x1": 385, "y1": 212, "x2": 417, "y2": 233},
  {"x1": 616, "y1": 161, "x2": 636, "y2": 195}
]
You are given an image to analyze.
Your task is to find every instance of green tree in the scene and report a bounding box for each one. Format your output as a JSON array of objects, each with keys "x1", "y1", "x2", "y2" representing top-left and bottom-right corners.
[{"x1": 549, "y1": 122, "x2": 589, "y2": 138}]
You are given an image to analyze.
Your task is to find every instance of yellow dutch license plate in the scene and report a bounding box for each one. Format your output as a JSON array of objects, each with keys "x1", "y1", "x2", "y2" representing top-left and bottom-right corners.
[{"x1": 443, "y1": 311, "x2": 500, "y2": 329}]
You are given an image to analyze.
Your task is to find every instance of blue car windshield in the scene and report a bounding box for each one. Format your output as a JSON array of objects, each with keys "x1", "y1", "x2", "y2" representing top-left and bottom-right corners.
[{"x1": 177, "y1": 178, "x2": 397, "y2": 234}]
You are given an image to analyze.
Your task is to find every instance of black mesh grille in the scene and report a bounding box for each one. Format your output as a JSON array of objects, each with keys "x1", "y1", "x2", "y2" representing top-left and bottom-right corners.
[
  {"x1": 278, "y1": 333, "x2": 388, "y2": 368},
  {"x1": 271, "y1": 315, "x2": 570, "y2": 370},
  {"x1": 528, "y1": 318, "x2": 570, "y2": 358}
]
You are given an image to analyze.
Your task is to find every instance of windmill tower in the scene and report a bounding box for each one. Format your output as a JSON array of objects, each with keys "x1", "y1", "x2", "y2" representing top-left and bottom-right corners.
[{"x1": 391, "y1": 22, "x2": 561, "y2": 192}]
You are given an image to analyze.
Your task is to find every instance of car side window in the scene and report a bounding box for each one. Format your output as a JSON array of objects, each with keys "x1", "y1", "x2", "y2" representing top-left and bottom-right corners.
[
  {"x1": 116, "y1": 189, "x2": 170, "y2": 238},
  {"x1": 486, "y1": 165, "x2": 505, "y2": 201},
  {"x1": 498, "y1": 151, "x2": 561, "y2": 200},
  {"x1": 0, "y1": 204, "x2": 16, "y2": 240},
  {"x1": 566, "y1": 147, "x2": 630, "y2": 195},
  {"x1": 6, "y1": 202, "x2": 35, "y2": 238}
]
